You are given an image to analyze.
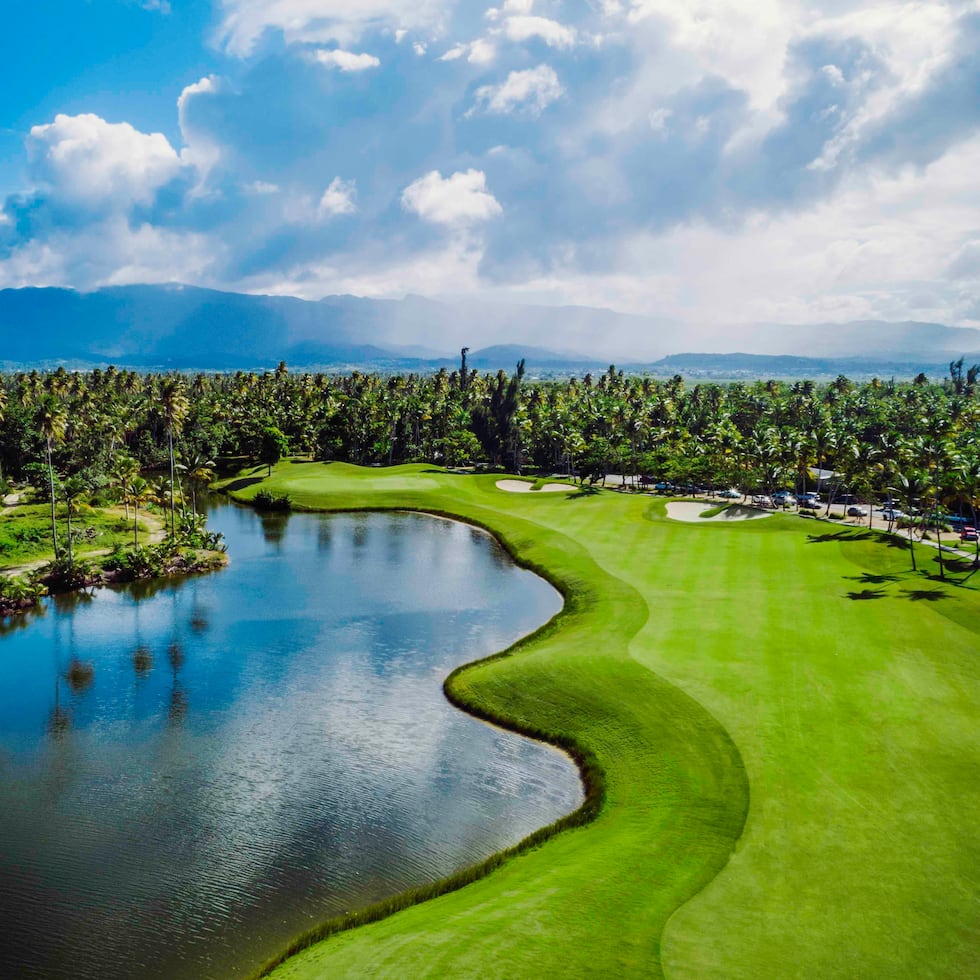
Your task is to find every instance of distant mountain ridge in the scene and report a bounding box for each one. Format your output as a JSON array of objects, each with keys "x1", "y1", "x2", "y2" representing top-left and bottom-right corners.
[{"x1": 1, "y1": 284, "x2": 979, "y2": 375}]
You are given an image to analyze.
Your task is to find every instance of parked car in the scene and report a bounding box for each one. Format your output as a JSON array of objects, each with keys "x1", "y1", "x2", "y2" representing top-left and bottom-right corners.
[
  {"x1": 961, "y1": 527, "x2": 978, "y2": 542},
  {"x1": 752, "y1": 495, "x2": 774, "y2": 508},
  {"x1": 799, "y1": 493, "x2": 820, "y2": 505},
  {"x1": 719, "y1": 488, "x2": 741, "y2": 498},
  {"x1": 653, "y1": 481, "x2": 673, "y2": 492},
  {"x1": 946, "y1": 515, "x2": 971, "y2": 527},
  {"x1": 880, "y1": 509, "x2": 904, "y2": 522},
  {"x1": 847, "y1": 506, "x2": 868, "y2": 518}
]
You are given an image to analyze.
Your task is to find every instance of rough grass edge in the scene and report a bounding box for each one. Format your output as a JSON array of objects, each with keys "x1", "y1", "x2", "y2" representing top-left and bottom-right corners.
[{"x1": 235, "y1": 497, "x2": 607, "y2": 980}]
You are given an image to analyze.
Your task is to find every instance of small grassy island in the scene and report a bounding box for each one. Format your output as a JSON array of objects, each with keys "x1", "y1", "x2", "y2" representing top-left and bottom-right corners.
[
  {"x1": 0, "y1": 493, "x2": 226, "y2": 617},
  {"x1": 224, "y1": 462, "x2": 978, "y2": 980}
]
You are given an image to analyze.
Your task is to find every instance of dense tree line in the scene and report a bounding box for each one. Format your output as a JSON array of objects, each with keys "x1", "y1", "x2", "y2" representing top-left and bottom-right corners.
[{"x1": 2, "y1": 358, "x2": 979, "y2": 539}]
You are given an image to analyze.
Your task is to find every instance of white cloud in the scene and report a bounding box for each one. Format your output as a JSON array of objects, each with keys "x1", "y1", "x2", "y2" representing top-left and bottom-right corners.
[
  {"x1": 468, "y1": 38, "x2": 496, "y2": 63},
  {"x1": 217, "y1": 0, "x2": 453, "y2": 57},
  {"x1": 27, "y1": 113, "x2": 184, "y2": 210},
  {"x1": 439, "y1": 39, "x2": 495, "y2": 63},
  {"x1": 401, "y1": 169, "x2": 502, "y2": 225},
  {"x1": 312, "y1": 49, "x2": 381, "y2": 71},
  {"x1": 503, "y1": 136, "x2": 980, "y2": 330},
  {"x1": 319, "y1": 177, "x2": 357, "y2": 216},
  {"x1": 0, "y1": 219, "x2": 216, "y2": 292},
  {"x1": 177, "y1": 75, "x2": 222, "y2": 174},
  {"x1": 504, "y1": 15, "x2": 577, "y2": 48},
  {"x1": 439, "y1": 43, "x2": 466, "y2": 61},
  {"x1": 470, "y1": 65, "x2": 563, "y2": 115},
  {"x1": 503, "y1": 0, "x2": 534, "y2": 12}
]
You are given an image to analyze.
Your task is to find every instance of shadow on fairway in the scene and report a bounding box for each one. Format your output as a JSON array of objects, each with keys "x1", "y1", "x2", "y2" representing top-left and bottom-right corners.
[
  {"x1": 807, "y1": 529, "x2": 875, "y2": 543},
  {"x1": 901, "y1": 589, "x2": 953, "y2": 602},
  {"x1": 845, "y1": 571, "x2": 900, "y2": 585},
  {"x1": 221, "y1": 476, "x2": 264, "y2": 493},
  {"x1": 845, "y1": 588, "x2": 889, "y2": 600}
]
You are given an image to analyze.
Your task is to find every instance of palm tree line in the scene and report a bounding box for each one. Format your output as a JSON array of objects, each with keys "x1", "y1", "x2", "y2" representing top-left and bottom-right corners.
[{"x1": 1, "y1": 360, "x2": 978, "y2": 561}]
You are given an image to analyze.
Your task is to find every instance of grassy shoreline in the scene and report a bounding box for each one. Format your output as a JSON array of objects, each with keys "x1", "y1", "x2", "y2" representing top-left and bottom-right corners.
[{"x1": 225, "y1": 462, "x2": 977, "y2": 980}]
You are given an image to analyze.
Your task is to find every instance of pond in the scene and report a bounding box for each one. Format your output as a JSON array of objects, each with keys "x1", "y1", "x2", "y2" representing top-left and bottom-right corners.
[{"x1": 0, "y1": 498, "x2": 581, "y2": 979}]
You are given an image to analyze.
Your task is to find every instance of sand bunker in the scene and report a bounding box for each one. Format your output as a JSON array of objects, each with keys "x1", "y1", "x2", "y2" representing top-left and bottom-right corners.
[
  {"x1": 496, "y1": 479, "x2": 577, "y2": 493},
  {"x1": 666, "y1": 501, "x2": 772, "y2": 523}
]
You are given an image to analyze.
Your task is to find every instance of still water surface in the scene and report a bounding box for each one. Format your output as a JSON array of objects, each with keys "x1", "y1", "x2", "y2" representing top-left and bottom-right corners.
[{"x1": 0, "y1": 499, "x2": 579, "y2": 979}]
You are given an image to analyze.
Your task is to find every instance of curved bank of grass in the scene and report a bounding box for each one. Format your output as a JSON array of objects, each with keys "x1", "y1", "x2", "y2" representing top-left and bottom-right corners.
[{"x1": 226, "y1": 462, "x2": 978, "y2": 980}]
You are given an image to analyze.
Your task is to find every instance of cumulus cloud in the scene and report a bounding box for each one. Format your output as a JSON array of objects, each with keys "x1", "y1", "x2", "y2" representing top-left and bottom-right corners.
[
  {"x1": 217, "y1": 0, "x2": 453, "y2": 57},
  {"x1": 504, "y1": 15, "x2": 576, "y2": 48},
  {"x1": 319, "y1": 177, "x2": 357, "y2": 216},
  {"x1": 470, "y1": 65, "x2": 563, "y2": 115},
  {"x1": 440, "y1": 38, "x2": 495, "y2": 63},
  {"x1": 312, "y1": 49, "x2": 381, "y2": 72},
  {"x1": 401, "y1": 170, "x2": 502, "y2": 225},
  {"x1": 26, "y1": 113, "x2": 184, "y2": 210}
]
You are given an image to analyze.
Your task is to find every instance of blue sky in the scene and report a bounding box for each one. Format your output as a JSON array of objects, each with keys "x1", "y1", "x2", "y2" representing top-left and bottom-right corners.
[{"x1": 1, "y1": 0, "x2": 979, "y2": 328}]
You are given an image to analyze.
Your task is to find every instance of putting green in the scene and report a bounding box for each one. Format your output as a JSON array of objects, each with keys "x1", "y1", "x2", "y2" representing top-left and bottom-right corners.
[{"x1": 228, "y1": 463, "x2": 978, "y2": 980}]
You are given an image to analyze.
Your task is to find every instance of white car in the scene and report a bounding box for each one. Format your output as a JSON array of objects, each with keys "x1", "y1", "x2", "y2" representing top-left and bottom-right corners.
[
  {"x1": 719, "y1": 488, "x2": 741, "y2": 498},
  {"x1": 847, "y1": 506, "x2": 868, "y2": 518},
  {"x1": 752, "y1": 495, "x2": 774, "y2": 508}
]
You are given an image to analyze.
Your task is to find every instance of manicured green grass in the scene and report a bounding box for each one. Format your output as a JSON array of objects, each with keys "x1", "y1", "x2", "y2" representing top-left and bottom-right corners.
[{"x1": 225, "y1": 462, "x2": 978, "y2": 980}]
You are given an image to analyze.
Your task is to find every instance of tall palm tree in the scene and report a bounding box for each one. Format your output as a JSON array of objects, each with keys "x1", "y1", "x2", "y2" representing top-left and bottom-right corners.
[
  {"x1": 159, "y1": 378, "x2": 189, "y2": 538},
  {"x1": 894, "y1": 471, "x2": 927, "y2": 572},
  {"x1": 179, "y1": 452, "x2": 216, "y2": 513},
  {"x1": 125, "y1": 477, "x2": 150, "y2": 548},
  {"x1": 61, "y1": 476, "x2": 87, "y2": 568},
  {"x1": 38, "y1": 394, "x2": 67, "y2": 560}
]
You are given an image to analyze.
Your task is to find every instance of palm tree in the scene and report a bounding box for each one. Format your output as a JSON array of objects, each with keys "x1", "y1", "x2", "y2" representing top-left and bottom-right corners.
[
  {"x1": 159, "y1": 378, "x2": 189, "y2": 538},
  {"x1": 38, "y1": 394, "x2": 67, "y2": 560},
  {"x1": 61, "y1": 476, "x2": 87, "y2": 568},
  {"x1": 125, "y1": 477, "x2": 150, "y2": 548},
  {"x1": 894, "y1": 471, "x2": 927, "y2": 572},
  {"x1": 179, "y1": 452, "x2": 216, "y2": 513}
]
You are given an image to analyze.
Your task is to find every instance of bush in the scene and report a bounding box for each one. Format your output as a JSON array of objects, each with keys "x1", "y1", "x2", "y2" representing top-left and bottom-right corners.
[
  {"x1": 253, "y1": 490, "x2": 292, "y2": 511},
  {"x1": 40, "y1": 557, "x2": 98, "y2": 592}
]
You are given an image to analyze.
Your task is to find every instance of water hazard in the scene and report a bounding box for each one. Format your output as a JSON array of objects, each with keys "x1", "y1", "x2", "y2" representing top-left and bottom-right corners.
[{"x1": 0, "y1": 499, "x2": 581, "y2": 979}]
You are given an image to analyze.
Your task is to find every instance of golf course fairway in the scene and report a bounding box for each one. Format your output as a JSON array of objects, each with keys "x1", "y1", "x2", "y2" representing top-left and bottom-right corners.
[{"x1": 228, "y1": 463, "x2": 979, "y2": 980}]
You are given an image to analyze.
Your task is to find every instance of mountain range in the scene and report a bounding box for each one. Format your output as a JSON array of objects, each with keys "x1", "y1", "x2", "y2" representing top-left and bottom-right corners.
[{"x1": 1, "y1": 284, "x2": 978, "y2": 378}]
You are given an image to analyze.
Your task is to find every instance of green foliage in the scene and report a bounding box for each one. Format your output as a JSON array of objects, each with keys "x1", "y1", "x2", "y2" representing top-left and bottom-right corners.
[
  {"x1": 253, "y1": 489, "x2": 292, "y2": 511},
  {"x1": 259, "y1": 426, "x2": 289, "y2": 474}
]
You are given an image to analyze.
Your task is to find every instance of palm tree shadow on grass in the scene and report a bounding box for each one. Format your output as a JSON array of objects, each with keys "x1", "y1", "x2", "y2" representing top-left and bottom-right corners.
[
  {"x1": 807, "y1": 529, "x2": 875, "y2": 543},
  {"x1": 844, "y1": 571, "x2": 900, "y2": 585},
  {"x1": 845, "y1": 588, "x2": 889, "y2": 600},
  {"x1": 900, "y1": 589, "x2": 953, "y2": 602}
]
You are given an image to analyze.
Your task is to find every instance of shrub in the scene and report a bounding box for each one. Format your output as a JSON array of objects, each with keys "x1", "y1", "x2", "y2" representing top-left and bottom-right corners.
[
  {"x1": 40, "y1": 557, "x2": 98, "y2": 592},
  {"x1": 253, "y1": 490, "x2": 292, "y2": 511}
]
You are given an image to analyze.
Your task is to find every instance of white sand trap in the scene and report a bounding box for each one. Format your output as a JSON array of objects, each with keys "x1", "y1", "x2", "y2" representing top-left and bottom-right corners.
[
  {"x1": 666, "y1": 501, "x2": 772, "y2": 523},
  {"x1": 496, "y1": 479, "x2": 577, "y2": 493}
]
